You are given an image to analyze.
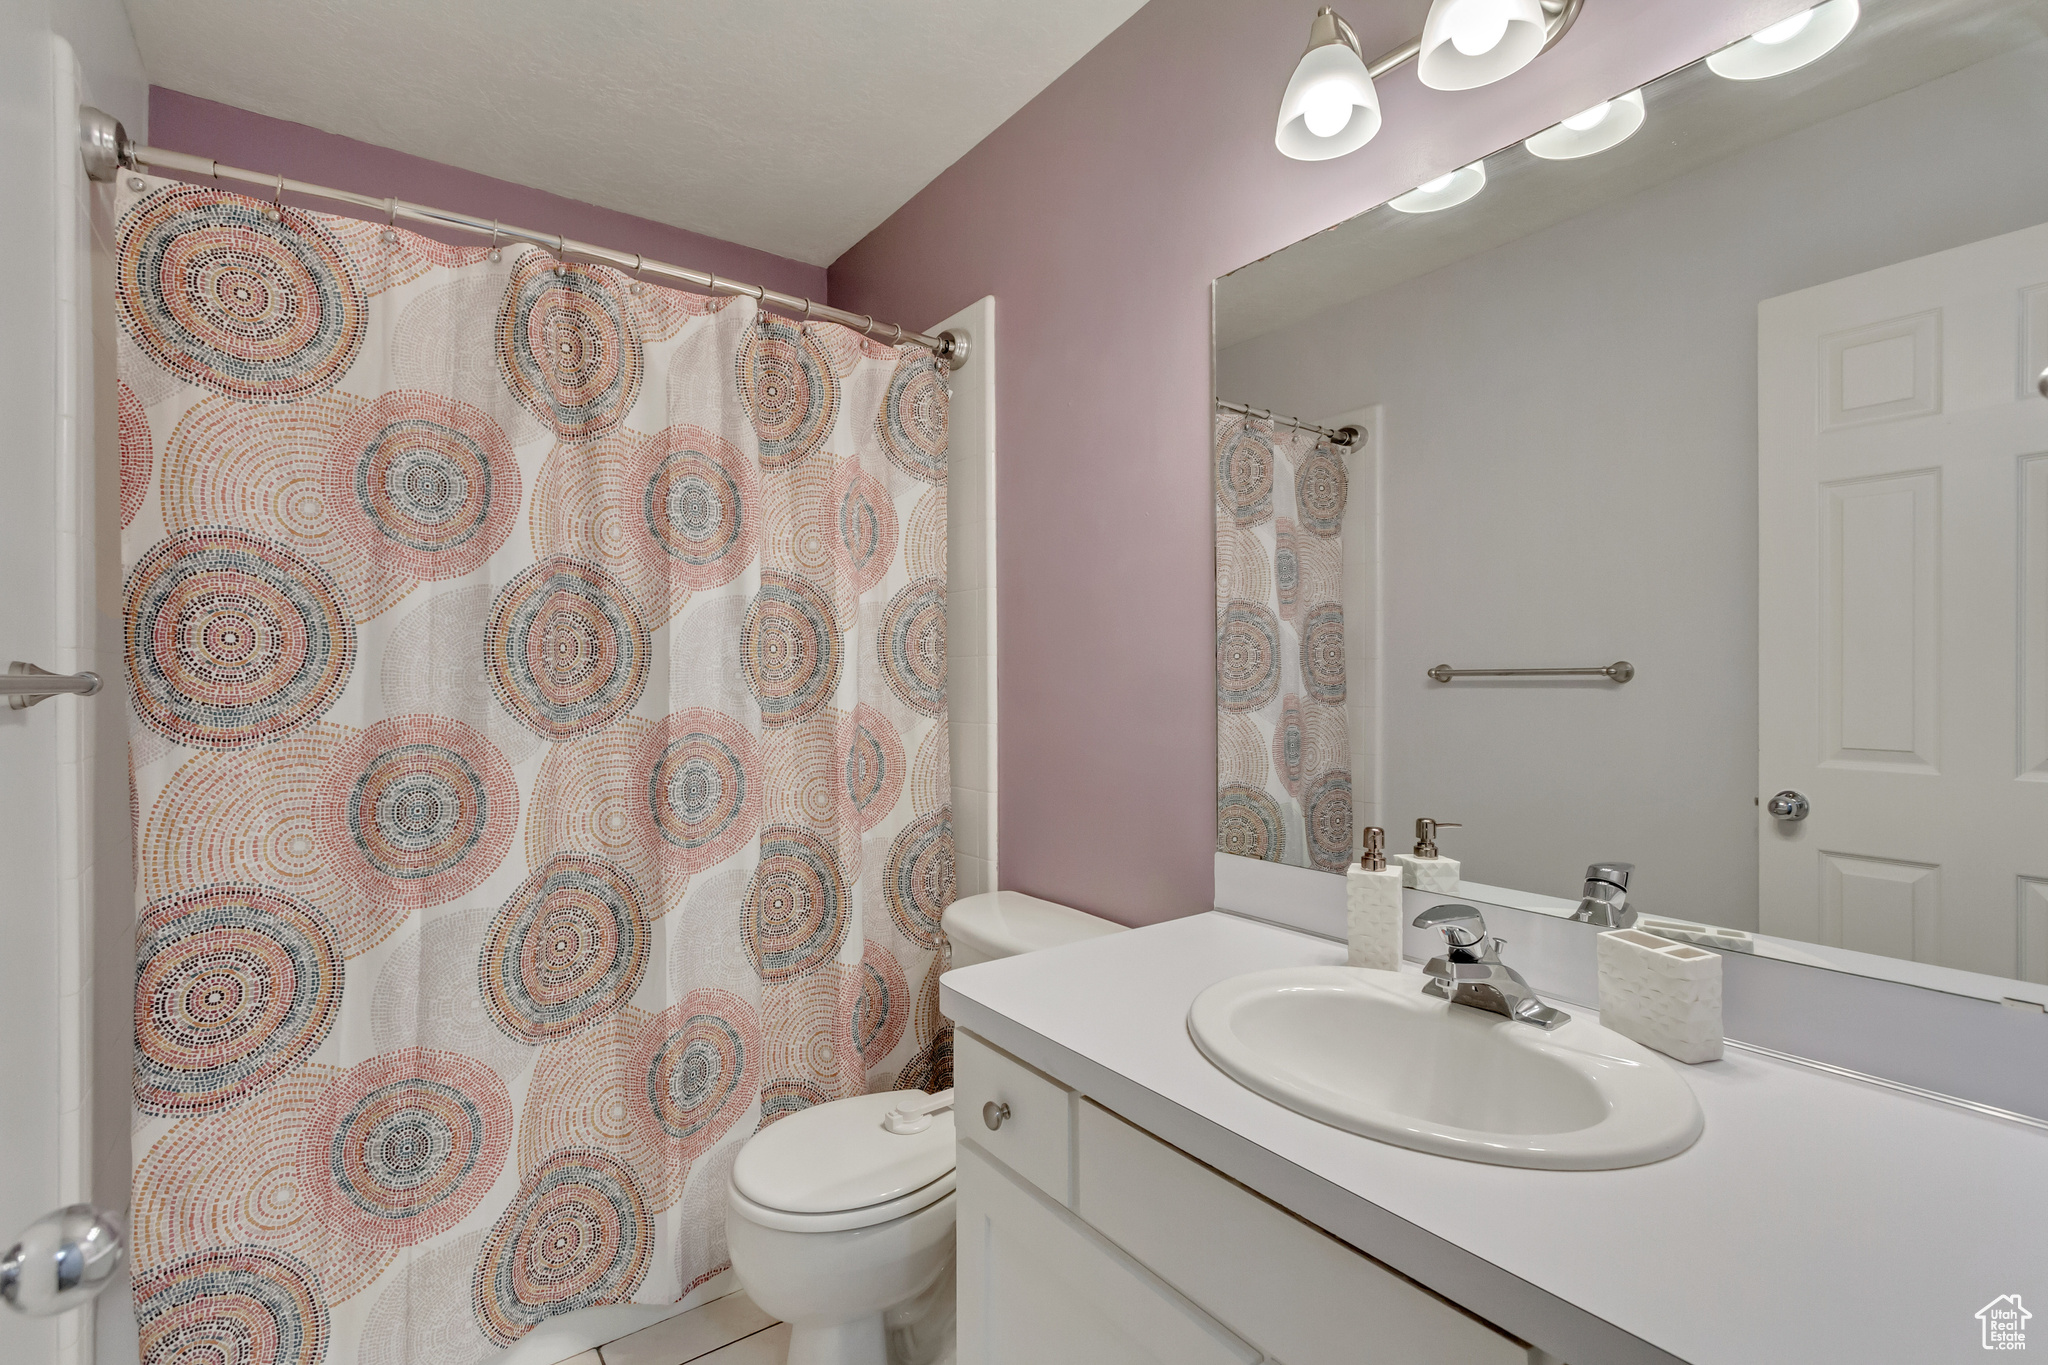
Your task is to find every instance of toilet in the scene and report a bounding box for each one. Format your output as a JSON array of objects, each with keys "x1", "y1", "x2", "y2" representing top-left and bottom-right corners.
[{"x1": 725, "y1": 891, "x2": 1123, "y2": 1365}]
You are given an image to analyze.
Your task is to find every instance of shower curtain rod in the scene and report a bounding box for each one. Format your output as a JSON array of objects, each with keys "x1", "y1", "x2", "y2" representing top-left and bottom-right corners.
[
  {"x1": 77, "y1": 106, "x2": 970, "y2": 370},
  {"x1": 1215, "y1": 398, "x2": 1360, "y2": 447}
]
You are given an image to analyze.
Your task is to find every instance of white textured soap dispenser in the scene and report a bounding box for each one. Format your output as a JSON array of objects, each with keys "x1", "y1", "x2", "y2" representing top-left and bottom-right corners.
[
  {"x1": 1391, "y1": 817, "x2": 1461, "y2": 892},
  {"x1": 1346, "y1": 827, "x2": 1403, "y2": 970}
]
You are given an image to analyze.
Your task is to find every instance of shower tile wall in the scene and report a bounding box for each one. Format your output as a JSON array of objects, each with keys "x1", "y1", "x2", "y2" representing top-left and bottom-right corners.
[{"x1": 941, "y1": 297, "x2": 997, "y2": 897}]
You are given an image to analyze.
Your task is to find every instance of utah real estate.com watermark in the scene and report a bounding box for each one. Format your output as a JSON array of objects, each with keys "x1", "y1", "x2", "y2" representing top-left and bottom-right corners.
[{"x1": 1979, "y1": 1296, "x2": 2030, "y2": 1351}]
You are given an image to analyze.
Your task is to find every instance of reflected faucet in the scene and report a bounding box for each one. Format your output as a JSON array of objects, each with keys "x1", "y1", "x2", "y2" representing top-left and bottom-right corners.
[
  {"x1": 1412, "y1": 904, "x2": 1570, "y2": 1030},
  {"x1": 1570, "y1": 862, "x2": 1637, "y2": 929}
]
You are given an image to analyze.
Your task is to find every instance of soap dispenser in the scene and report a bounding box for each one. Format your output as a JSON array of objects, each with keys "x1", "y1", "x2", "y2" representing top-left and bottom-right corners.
[
  {"x1": 1346, "y1": 827, "x2": 1403, "y2": 971},
  {"x1": 1391, "y1": 818, "x2": 1462, "y2": 892}
]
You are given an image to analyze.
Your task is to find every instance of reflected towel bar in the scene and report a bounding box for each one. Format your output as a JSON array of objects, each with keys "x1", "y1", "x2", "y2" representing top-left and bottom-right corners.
[{"x1": 1428, "y1": 661, "x2": 1634, "y2": 683}]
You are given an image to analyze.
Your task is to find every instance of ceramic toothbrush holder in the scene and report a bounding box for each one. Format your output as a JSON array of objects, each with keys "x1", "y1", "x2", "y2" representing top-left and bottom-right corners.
[{"x1": 1596, "y1": 928, "x2": 1723, "y2": 1064}]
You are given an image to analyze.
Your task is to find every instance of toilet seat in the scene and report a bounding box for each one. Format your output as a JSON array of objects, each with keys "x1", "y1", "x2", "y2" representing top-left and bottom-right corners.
[
  {"x1": 727, "y1": 1169, "x2": 957, "y2": 1233},
  {"x1": 730, "y1": 1090, "x2": 958, "y2": 1233}
]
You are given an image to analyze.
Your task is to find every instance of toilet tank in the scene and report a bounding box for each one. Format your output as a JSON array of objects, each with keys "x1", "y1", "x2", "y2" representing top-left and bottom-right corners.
[{"x1": 941, "y1": 891, "x2": 1125, "y2": 969}]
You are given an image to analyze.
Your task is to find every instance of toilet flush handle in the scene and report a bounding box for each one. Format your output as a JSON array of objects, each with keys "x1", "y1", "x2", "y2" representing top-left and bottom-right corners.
[{"x1": 881, "y1": 1088, "x2": 956, "y2": 1135}]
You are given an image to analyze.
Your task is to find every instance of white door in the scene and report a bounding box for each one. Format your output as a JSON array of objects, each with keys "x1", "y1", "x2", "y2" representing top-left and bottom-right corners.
[{"x1": 1758, "y1": 220, "x2": 2048, "y2": 986}]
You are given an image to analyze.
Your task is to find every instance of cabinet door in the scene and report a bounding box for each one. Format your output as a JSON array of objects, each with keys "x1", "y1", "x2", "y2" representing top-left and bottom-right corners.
[{"x1": 956, "y1": 1140, "x2": 1260, "y2": 1365}]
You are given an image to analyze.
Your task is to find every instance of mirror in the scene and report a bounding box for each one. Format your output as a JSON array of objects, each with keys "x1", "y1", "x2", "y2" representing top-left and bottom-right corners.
[{"x1": 1213, "y1": 0, "x2": 2048, "y2": 1004}]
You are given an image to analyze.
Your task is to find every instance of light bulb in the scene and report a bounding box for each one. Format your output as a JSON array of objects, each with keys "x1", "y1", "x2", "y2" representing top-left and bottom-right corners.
[
  {"x1": 1300, "y1": 79, "x2": 1353, "y2": 137},
  {"x1": 1751, "y1": 9, "x2": 1815, "y2": 44},
  {"x1": 1446, "y1": 0, "x2": 1511, "y2": 56},
  {"x1": 1561, "y1": 100, "x2": 1611, "y2": 132},
  {"x1": 1419, "y1": 172, "x2": 1458, "y2": 193}
]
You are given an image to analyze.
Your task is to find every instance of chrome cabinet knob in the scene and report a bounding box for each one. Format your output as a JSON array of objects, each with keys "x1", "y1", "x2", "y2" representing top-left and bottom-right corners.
[
  {"x1": 0, "y1": 1205, "x2": 124, "y2": 1317},
  {"x1": 2038, "y1": 365, "x2": 2048, "y2": 399},
  {"x1": 982, "y1": 1100, "x2": 1011, "y2": 1131},
  {"x1": 1767, "y1": 790, "x2": 1810, "y2": 821}
]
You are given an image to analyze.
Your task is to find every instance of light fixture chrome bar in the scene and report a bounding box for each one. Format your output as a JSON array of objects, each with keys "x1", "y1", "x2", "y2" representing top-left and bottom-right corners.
[
  {"x1": 77, "y1": 108, "x2": 968, "y2": 369},
  {"x1": 1428, "y1": 660, "x2": 1634, "y2": 683},
  {"x1": 1366, "y1": 0, "x2": 1583, "y2": 78},
  {"x1": 1215, "y1": 398, "x2": 1362, "y2": 447}
]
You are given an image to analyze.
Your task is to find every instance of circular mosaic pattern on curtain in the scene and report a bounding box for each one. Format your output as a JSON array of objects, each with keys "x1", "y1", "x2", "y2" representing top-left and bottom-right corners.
[
  {"x1": 638, "y1": 708, "x2": 759, "y2": 873},
  {"x1": 1273, "y1": 695, "x2": 1305, "y2": 794},
  {"x1": 135, "y1": 1245, "x2": 329, "y2": 1365},
  {"x1": 886, "y1": 810, "x2": 954, "y2": 949},
  {"x1": 482, "y1": 853, "x2": 651, "y2": 1044},
  {"x1": 740, "y1": 571, "x2": 841, "y2": 728},
  {"x1": 742, "y1": 825, "x2": 848, "y2": 981},
  {"x1": 1215, "y1": 602, "x2": 1281, "y2": 713},
  {"x1": 134, "y1": 884, "x2": 343, "y2": 1116},
  {"x1": 829, "y1": 456, "x2": 899, "y2": 595},
  {"x1": 1300, "y1": 603, "x2": 1347, "y2": 705},
  {"x1": 1217, "y1": 784, "x2": 1284, "y2": 862},
  {"x1": 1215, "y1": 420, "x2": 1275, "y2": 528},
  {"x1": 1304, "y1": 771, "x2": 1354, "y2": 873},
  {"x1": 632, "y1": 991, "x2": 759, "y2": 1158},
  {"x1": 896, "y1": 1027, "x2": 954, "y2": 1095},
  {"x1": 314, "y1": 715, "x2": 517, "y2": 908},
  {"x1": 117, "y1": 184, "x2": 367, "y2": 403},
  {"x1": 126, "y1": 527, "x2": 356, "y2": 750},
  {"x1": 496, "y1": 256, "x2": 643, "y2": 441},
  {"x1": 119, "y1": 380, "x2": 152, "y2": 528},
  {"x1": 300, "y1": 1047, "x2": 513, "y2": 1251},
  {"x1": 854, "y1": 940, "x2": 909, "y2": 1064},
  {"x1": 757, "y1": 1077, "x2": 830, "y2": 1126},
  {"x1": 736, "y1": 315, "x2": 839, "y2": 468},
  {"x1": 487, "y1": 556, "x2": 651, "y2": 740},
  {"x1": 841, "y1": 704, "x2": 905, "y2": 834},
  {"x1": 1274, "y1": 521, "x2": 1299, "y2": 616},
  {"x1": 877, "y1": 350, "x2": 949, "y2": 483},
  {"x1": 326, "y1": 390, "x2": 521, "y2": 580},
  {"x1": 879, "y1": 577, "x2": 947, "y2": 718},
  {"x1": 472, "y1": 1148, "x2": 653, "y2": 1346},
  {"x1": 635, "y1": 425, "x2": 758, "y2": 589},
  {"x1": 1294, "y1": 444, "x2": 1348, "y2": 537}
]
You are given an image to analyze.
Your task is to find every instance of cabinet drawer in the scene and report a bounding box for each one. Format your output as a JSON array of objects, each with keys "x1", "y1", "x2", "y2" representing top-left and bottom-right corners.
[
  {"x1": 954, "y1": 1029, "x2": 1073, "y2": 1204},
  {"x1": 1078, "y1": 1101, "x2": 1543, "y2": 1365}
]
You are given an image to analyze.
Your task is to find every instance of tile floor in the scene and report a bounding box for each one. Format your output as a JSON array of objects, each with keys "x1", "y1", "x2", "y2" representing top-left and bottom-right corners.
[{"x1": 553, "y1": 1291, "x2": 788, "y2": 1365}]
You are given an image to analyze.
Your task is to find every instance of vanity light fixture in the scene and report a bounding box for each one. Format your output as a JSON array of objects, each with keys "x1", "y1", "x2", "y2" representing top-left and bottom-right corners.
[
  {"x1": 1706, "y1": 0, "x2": 1859, "y2": 81},
  {"x1": 1524, "y1": 88, "x2": 1645, "y2": 159},
  {"x1": 1275, "y1": 8, "x2": 1383, "y2": 161},
  {"x1": 1418, "y1": 0, "x2": 1548, "y2": 90},
  {"x1": 1389, "y1": 161, "x2": 1487, "y2": 213}
]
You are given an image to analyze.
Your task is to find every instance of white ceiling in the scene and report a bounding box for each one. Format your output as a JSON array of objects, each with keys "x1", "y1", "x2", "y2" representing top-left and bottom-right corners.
[{"x1": 122, "y1": 0, "x2": 1148, "y2": 266}]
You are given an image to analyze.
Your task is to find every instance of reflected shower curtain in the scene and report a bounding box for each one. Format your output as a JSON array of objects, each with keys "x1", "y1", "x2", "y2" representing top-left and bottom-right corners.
[
  {"x1": 116, "y1": 176, "x2": 953, "y2": 1362},
  {"x1": 1214, "y1": 410, "x2": 1351, "y2": 871}
]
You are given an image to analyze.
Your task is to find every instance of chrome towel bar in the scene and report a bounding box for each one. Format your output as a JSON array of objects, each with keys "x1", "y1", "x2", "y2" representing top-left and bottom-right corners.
[
  {"x1": 2, "y1": 662, "x2": 103, "y2": 709},
  {"x1": 1428, "y1": 661, "x2": 1634, "y2": 683}
]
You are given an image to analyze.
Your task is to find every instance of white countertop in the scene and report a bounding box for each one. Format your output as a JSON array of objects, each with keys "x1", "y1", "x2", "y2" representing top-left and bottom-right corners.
[{"x1": 939, "y1": 911, "x2": 2048, "y2": 1365}]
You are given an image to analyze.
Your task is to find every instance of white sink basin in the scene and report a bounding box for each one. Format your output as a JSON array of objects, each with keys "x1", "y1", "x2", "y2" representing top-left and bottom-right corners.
[{"x1": 1188, "y1": 966, "x2": 1703, "y2": 1170}]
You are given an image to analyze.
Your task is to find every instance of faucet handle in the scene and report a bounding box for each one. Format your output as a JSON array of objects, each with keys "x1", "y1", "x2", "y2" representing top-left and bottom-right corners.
[
  {"x1": 1411, "y1": 902, "x2": 1487, "y2": 948},
  {"x1": 1584, "y1": 862, "x2": 1633, "y2": 888}
]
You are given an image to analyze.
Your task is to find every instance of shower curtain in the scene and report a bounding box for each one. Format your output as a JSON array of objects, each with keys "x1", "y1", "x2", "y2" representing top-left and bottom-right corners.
[
  {"x1": 1214, "y1": 410, "x2": 1352, "y2": 872},
  {"x1": 116, "y1": 175, "x2": 952, "y2": 1363}
]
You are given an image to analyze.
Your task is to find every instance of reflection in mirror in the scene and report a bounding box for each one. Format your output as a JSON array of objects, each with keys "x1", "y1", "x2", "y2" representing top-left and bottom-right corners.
[{"x1": 1214, "y1": 0, "x2": 2048, "y2": 1004}]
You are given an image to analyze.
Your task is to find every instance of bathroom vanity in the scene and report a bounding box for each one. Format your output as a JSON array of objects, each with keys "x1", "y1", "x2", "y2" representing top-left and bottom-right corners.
[{"x1": 943, "y1": 912, "x2": 2048, "y2": 1365}]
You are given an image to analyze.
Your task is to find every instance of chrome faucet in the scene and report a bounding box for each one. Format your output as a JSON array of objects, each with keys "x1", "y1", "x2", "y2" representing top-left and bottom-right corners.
[
  {"x1": 1569, "y1": 862, "x2": 1636, "y2": 928},
  {"x1": 1412, "y1": 904, "x2": 1570, "y2": 1029}
]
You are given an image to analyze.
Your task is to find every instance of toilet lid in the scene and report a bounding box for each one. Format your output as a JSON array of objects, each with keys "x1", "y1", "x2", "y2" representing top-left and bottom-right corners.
[{"x1": 732, "y1": 1090, "x2": 957, "y2": 1216}]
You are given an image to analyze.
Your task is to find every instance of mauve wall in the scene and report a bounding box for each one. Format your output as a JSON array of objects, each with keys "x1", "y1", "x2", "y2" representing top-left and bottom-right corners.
[
  {"x1": 148, "y1": 88, "x2": 825, "y2": 299},
  {"x1": 827, "y1": 0, "x2": 1812, "y2": 927}
]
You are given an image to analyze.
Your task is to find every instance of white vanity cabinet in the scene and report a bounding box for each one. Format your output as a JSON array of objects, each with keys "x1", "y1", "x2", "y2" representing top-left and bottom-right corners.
[{"x1": 955, "y1": 1028, "x2": 1555, "y2": 1365}]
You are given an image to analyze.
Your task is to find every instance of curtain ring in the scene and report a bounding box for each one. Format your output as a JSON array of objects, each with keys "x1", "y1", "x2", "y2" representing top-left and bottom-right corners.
[
  {"x1": 381, "y1": 196, "x2": 399, "y2": 244},
  {"x1": 798, "y1": 298, "x2": 814, "y2": 325},
  {"x1": 265, "y1": 172, "x2": 284, "y2": 222},
  {"x1": 487, "y1": 221, "x2": 502, "y2": 262},
  {"x1": 889, "y1": 322, "x2": 904, "y2": 345},
  {"x1": 630, "y1": 253, "x2": 646, "y2": 294},
  {"x1": 858, "y1": 315, "x2": 877, "y2": 337},
  {"x1": 553, "y1": 232, "x2": 568, "y2": 276}
]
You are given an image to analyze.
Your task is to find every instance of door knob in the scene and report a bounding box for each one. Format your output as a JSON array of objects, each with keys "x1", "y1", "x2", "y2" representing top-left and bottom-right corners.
[
  {"x1": 0, "y1": 1205, "x2": 124, "y2": 1317},
  {"x1": 1766, "y1": 790, "x2": 1810, "y2": 821}
]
